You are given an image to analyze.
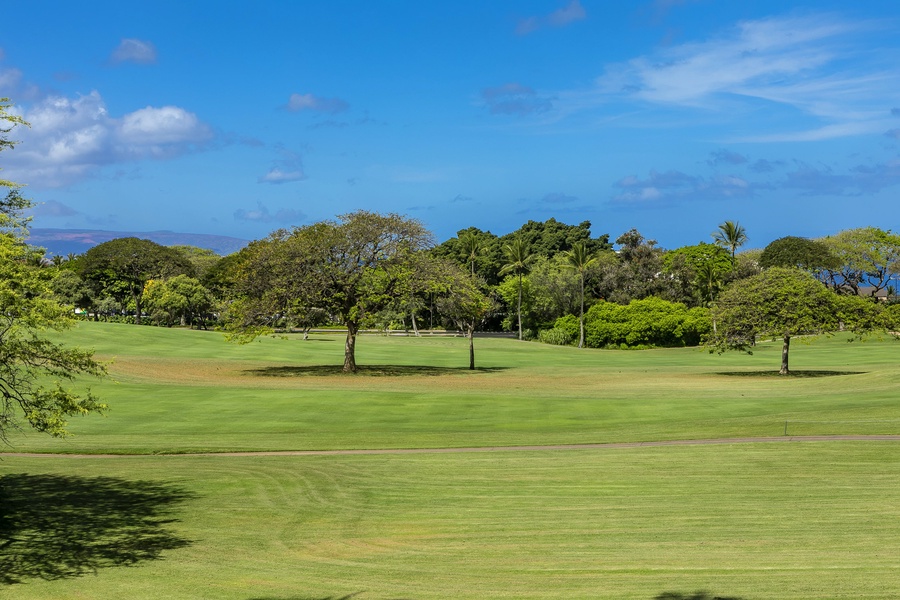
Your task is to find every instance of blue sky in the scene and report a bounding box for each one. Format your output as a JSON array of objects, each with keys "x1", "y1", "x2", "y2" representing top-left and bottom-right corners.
[{"x1": 3, "y1": 0, "x2": 900, "y2": 249}]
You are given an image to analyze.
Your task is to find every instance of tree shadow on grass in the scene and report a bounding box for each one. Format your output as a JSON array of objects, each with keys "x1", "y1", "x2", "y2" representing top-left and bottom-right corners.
[
  {"x1": 714, "y1": 370, "x2": 866, "y2": 378},
  {"x1": 655, "y1": 593, "x2": 746, "y2": 600},
  {"x1": 245, "y1": 365, "x2": 509, "y2": 378},
  {"x1": 0, "y1": 474, "x2": 194, "y2": 585}
]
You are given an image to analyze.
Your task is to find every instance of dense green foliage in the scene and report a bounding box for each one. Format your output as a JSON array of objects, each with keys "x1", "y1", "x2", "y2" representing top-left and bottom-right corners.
[
  {"x1": 710, "y1": 267, "x2": 849, "y2": 374},
  {"x1": 226, "y1": 211, "x2": 435, "y2": 371},
  {"x1": 760, "y1": 235, "x2": 838, "y2": 272},
  {"x1": 585, "y1": 297, "x2": 711, "y2": 348},
  {"x1": 79, "y1": 237, "x2": 195, "y2": 324}
]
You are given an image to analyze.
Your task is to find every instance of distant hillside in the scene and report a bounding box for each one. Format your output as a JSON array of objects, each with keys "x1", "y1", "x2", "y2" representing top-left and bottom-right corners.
[{"x1": 27, "y1": 228, "x2": 249, "y2": 256}]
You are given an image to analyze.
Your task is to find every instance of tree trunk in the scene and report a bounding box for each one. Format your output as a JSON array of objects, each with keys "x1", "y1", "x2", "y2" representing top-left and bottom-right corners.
[
  {"x1": 411, "y1": 309, "x2": 420, "y2": 337},
  {"x1": 468, "y1": 323, "x2": 476, "y2": 370},
  {"x1": 343, "y1": 321, "x2": 358, "y2": 373},
  {"x1": 780, "y1": 334, "x2": 790, "y2": 375},
  {"x1": 578, "y1": 274, "x2": 585, "y2": 349},
  {"x1": 517, "y1": 273, "x2": 523, "y2": 341},
  {"x1": 133, "y1": 291, "x2": 142, "y2": 325}
]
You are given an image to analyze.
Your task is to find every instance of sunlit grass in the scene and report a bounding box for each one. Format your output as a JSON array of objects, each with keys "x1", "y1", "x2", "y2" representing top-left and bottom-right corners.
[
  {"x1": 3, "y1": 322, "x2": 898, "y2": 454},
  {"x1": 2, "y1": 322, "x2": 899, "y2": 599}
]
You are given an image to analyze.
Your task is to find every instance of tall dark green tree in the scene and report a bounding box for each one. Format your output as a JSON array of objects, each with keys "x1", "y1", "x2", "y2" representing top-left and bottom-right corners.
[
  {"x1": 759, "y1": 236, "x2": 838, "y2": 274},
  {"x1": 79, "y1": 238, "x2": 195, "y2": 324}
]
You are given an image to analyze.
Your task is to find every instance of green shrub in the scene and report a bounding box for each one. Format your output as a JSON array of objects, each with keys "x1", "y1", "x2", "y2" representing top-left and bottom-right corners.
[
  {"x1": 585, "y1": 297, "x2": 711, "y2": 348},
  {"x1": 538, "y1": 327, "x2": 572, "y2": 346}
]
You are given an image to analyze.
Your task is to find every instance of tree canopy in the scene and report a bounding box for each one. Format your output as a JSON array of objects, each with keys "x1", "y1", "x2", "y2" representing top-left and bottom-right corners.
[
  {"x1": 710, "y1": 267, "x2": 842, "y2": 374},
  {"x1": 1, "y1": 98, "x2": 106, "y2": 441},
  {"x1": 759, "y1": 236, "x2": 839, "y2": 273},
  {"x1": 79, "y1": 237, "x2": 195, "y2": 324},
  {"x1": 227, "y1": 210, "x2": 434, "y2": 372}
]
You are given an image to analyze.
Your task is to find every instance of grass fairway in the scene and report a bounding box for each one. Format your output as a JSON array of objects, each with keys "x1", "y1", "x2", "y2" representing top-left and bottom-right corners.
[
  {"x1": 2, "y1": 444, "x2": 899, "y2": 599},
  {"x1": 1, "y1": 322, "x2": 898, "y2": 454},
  {"x1": 2, "y1": 322, "x2": 899, "y2": 598}
]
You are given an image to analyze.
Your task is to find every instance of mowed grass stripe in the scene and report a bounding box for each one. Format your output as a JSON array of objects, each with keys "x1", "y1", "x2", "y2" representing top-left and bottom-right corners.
[{"x1": 2, "y1": 443, "x2": 899, "y2": 599}]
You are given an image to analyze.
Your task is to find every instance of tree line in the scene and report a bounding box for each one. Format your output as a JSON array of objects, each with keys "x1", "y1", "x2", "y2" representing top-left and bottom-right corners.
[
  {"x1": 39, "y1": 212, "x2": 900, "y2": 375},
  {"x1": 3, "y1": 95, "x2": 900, "y2": 441}
]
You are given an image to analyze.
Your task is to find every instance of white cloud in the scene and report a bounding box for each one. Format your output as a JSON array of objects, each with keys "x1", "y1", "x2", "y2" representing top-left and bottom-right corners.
[
  {"x1": 111, "y1": 38, "x2": 157, "y2": 65},
  {"x1": 119, "y1": 105, "x2": 209, "y2": 147},
  {"x1": 5, "y1": 91, "x2": 212, "y2": 187}
]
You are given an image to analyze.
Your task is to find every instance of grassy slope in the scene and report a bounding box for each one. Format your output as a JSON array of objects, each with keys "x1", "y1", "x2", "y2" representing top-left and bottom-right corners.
[
  {"x1": 2, "y1": 323, "x2": 899, "y2": 599},
  {"x1": 2, "y1": 322, "x2": 898, "y2": 453}
]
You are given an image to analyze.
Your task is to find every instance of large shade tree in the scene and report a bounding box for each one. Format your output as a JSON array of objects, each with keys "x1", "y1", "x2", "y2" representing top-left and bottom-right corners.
[
  {"x1": 1, "y1": 98, "x2": 106, "y2": 441},
  {"x1": 79, "y1": 238, "x2": 195, "y2": 324},
  {"x1": 228, "y1": 211, "x2": 434, "y2": 372},
  {"x1": 710, "y1": 267, "x2": 842, "y2": 375}
]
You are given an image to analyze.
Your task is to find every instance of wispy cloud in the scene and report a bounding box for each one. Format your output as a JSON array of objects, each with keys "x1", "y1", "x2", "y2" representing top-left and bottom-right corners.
[
  {"x1": 612, "y1": 169, "x2": 757, "y2": 204},
  {"x1": 233, "y1": 202, "x2": 305, "y2": 223},
  {"x1": 552, "y1": 13, "x2": 900, "y2": 142},
  {"x1": 258, "y1": 146, "x2": 305, "y2": 184},
  {"x1": 5, "y1": 91, "x2": 212, "y2": 187},
  {"x1": 516, "y1": 1, "x2": 586, "y2": 36},
  {"x1": 110, "y1": 38, "x2": 157, "y2": 65},
  {"x1": 783, "y1": 160, "x2": 900, "y2": 196},
  {"x1": 707, "y1": 149, "x2": 748, "y2": 167},
  {"x1": 286, "y1": 93, "x2": 349, "y2": 114},
  {"x1": 541, "y1": 192, "x2": 578, "y2": 204}
]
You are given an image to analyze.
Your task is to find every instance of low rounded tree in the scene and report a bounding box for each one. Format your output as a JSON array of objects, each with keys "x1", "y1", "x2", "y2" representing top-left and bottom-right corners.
[
  {"x1": 759, "y1": 236, "x2": 838, "y2": 273},
  {"x1": 709, "y1": 267, "x2": 842, "y2": 374}
]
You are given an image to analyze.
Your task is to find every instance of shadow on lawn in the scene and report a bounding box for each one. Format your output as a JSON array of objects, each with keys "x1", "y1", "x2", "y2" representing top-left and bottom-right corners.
[
  {"x1": 715, "y1": 370, "x2": 865, "y2": 378},
  {"x1": 246, "y1": 365, "x2": 509, "y2": 378},
  {"x1": 0, "y1": 473, "x2": 194, "y2": 585}
]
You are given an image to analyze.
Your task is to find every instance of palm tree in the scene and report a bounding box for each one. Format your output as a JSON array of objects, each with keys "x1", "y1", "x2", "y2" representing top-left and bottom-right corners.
[
  {"x1": 562, "y1": 242, "x2": 598, "y2": 348},
  {"x1": 499, "y1": 238, "x2": 534, "y2": 341},
  {"x1": 458, "y1": 231, "x2": 482, "y2": 277},
  {"x1": 712, "y1": 220, "x2": 748, "y2": 264}
]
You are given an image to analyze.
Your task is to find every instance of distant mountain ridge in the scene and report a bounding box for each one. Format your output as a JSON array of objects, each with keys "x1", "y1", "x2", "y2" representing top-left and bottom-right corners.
[{"x1": 27, "y1": 228, "x2": 249, "y2": 256}]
